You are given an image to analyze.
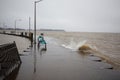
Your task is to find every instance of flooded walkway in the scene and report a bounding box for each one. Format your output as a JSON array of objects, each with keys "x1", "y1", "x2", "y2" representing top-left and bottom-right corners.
[{"x1": 14, "y1": 37, "x2": 120, "y2": 80}]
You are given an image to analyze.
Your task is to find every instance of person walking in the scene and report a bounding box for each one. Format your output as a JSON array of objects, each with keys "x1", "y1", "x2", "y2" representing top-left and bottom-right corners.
[{"x1": 38, "y1": 33, "x2": 47, "y2": 50}]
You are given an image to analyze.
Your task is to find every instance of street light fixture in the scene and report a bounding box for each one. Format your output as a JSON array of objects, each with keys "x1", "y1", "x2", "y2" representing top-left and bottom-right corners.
[
  {"x1": 15, "y1": 19, "x2": 21, "y2": 34},
  {"x1": 34, "y1": 0, "x2": 42, "y2": 44}
]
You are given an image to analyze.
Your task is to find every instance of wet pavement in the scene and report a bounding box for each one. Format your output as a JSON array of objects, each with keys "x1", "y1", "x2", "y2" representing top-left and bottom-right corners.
[{"x1": 15, "y1": 37, "x2": 120, "y2": 80}]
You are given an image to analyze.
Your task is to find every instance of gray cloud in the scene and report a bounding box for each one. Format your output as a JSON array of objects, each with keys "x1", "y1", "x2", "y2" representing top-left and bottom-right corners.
[{"x1": 0, "y1": 0, "x2": 120, "y2": 32}]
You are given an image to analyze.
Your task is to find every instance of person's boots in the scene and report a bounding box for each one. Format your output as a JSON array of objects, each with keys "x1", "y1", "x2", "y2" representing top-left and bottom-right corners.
[
  {"x1": 44, "y1": 44, "x2": 47, "y2": 51},
  {"x1": 38, "y1": 43, "x2": 40, "y2": 49}
]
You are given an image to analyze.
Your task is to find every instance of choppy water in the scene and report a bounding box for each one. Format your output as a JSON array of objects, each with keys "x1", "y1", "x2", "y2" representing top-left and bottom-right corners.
[
  {"x1": 1, "y1": 32, "x2": 120, "y2": 80},
  {"x1": 0, "y1": 31, "x2": 120, "y2": 68},
  {"x1": 38, "y1": 31, "x2": 120, "y2": 68}
]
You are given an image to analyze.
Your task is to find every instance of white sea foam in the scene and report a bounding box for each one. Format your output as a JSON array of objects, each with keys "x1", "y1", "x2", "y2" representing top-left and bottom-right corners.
[{"x1": 62, "y1": 38, "x2": 87, "y2": 51}]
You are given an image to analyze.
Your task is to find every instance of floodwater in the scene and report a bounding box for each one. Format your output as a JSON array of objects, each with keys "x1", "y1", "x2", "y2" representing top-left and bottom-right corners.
[
  {"x1": 16, "y1": 37, "x2": 120, "y2": 80},
  {"x1": 40, "y1": 31, "x2": 120, "y2": 68},
  {"x1": 0, "y1": 33, "x2": 120, "y2": 80}
]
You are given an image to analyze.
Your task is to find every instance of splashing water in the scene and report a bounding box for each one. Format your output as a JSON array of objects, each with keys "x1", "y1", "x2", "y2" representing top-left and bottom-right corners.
[{"x1": 62, "y1": 38, "x2": 87, "y2": 51}]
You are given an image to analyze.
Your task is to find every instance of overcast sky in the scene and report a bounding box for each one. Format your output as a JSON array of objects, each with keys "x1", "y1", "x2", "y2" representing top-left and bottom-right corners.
[{"x1": 0, "y1": 0, "x2": 120, "y2": 32}]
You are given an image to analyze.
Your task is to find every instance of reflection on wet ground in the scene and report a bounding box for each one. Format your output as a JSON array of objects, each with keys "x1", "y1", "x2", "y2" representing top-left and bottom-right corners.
[
  {"x1": 39, "y1": 48, "x2": 47, "y2": 56},
  {"x1": 14, "y1": 37, "x2": 120, "y2": 80}
]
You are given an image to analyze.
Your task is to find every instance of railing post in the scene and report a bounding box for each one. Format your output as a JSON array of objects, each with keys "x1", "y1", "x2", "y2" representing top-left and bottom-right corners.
[{"x1": 29, "y1": 32, "x2": 33, "y2": 47}]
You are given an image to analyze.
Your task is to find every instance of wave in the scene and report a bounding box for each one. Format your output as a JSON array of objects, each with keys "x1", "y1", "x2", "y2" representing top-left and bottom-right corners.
[
  {"x1": 61, "y1": 37, "x2": 120, "y2": 69},
  {"x1": 61, "y1": 38, "x2": 97, "y2": 52},
  {"x1": 61, "y1": 38, "x2": 86, "y2": 50}
]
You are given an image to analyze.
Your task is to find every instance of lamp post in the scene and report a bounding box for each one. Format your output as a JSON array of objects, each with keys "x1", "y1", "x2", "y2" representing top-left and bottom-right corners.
[
  {"x1": 34, "y1": 0, "x2": 42, "y2": 44},
  {"x1": 15, "y1": 19, "x2": 21, "y2": 34},
  {"x1": 29, "y1": 17, "x2": 31, "y2": 33}
]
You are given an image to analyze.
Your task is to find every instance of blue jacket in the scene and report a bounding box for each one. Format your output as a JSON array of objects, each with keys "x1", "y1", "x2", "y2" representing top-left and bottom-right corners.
[{"x1": 38, "y1": 36, "x2": 46, "y2": 44}]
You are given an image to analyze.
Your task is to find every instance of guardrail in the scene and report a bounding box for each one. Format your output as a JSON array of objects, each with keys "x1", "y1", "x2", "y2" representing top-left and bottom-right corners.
[{"x1": 0, "y1": 41, "x2": 21, "y2": 80}]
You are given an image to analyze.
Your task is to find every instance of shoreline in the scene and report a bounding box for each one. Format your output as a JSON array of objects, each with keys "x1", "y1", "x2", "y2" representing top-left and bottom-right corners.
[
  {"x1": 42, "y1": 31, "x2": 120, "y2": 70},
  {"x1": 88, "y1": 49, "x2": 120, "y2": 70}
]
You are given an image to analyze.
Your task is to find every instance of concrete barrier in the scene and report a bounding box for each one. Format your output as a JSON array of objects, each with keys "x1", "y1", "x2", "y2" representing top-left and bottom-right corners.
[
  {"x1": 0, "y1": 32, "x2": 33, "y2": 46},
  {"x1": 0, "y1": 41, "x2": 21, "y2": 80}
]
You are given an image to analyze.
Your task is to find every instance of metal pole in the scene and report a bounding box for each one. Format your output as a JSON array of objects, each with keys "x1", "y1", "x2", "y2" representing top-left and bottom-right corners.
[
  {"x1": 34, "y1": 0, "x2": 42, "y2": 44},
  {"x1": 15, "y1": 20, "x2": 16, "y2": 34},
  {"x1": 34, "y1": 2, "x2": 36, "y2": 44},
  {"x1": 14, "y1": 19, "x2": 21, "y2": 34},
  {"x1": 3, "y1": 23, "x2": 5, "y2": 33},
  {"x1": 29, "y1": 17, "x2": 31, "y2": 33}
]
